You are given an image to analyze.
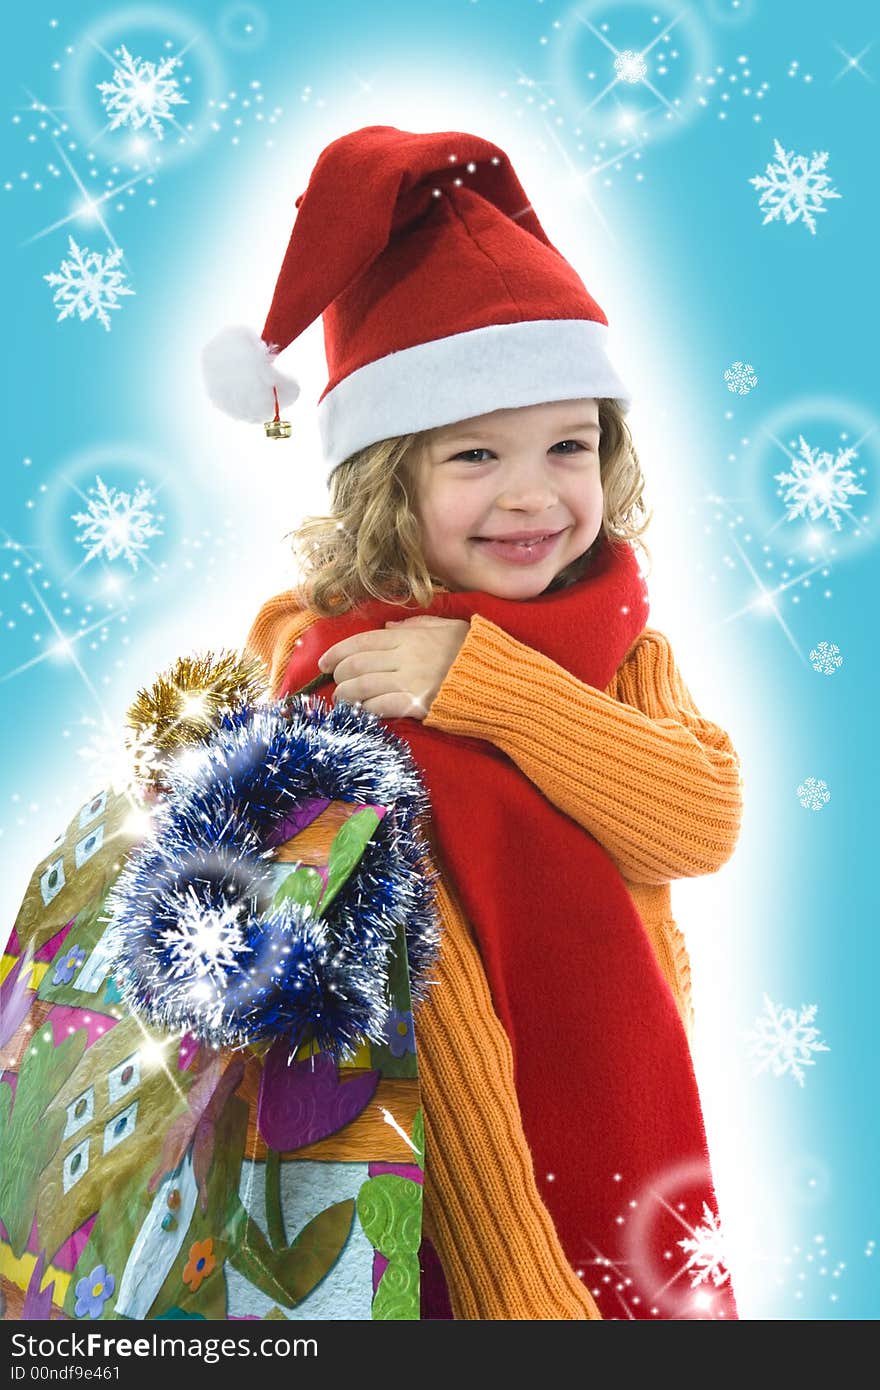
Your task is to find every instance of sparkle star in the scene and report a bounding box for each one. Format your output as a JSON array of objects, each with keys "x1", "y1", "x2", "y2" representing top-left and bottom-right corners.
[{"x1": 832, "y1": 41, "x2": 874, "y2": 83}]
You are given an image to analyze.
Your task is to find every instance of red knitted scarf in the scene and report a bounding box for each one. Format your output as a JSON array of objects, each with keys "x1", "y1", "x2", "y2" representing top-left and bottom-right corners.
[{"x1": 278, "y1": 534, "x2": 737, "y2": 1320}]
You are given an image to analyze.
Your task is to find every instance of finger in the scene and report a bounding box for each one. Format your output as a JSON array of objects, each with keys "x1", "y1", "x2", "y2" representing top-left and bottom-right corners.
[
  {"x1": 386, "y1": 615, "x2": 446, "y2": 624},
  {"x1": 333, "y1": 672, "x2": 401, "y2": 706},
  {"x1": 333, "y1": 649, "x2": 399, "y2": 683},
  {"x1": 318, "y1": 629, "x2": 395, "y2": 671},
  {"x1": 360, "y1": 692, "x2": 426, "y2": 719}
]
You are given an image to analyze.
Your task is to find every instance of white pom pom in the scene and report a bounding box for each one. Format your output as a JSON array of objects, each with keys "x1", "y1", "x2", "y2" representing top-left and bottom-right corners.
[{"x1": 201, "y1": 324, "x2": 301, "y2": 423}]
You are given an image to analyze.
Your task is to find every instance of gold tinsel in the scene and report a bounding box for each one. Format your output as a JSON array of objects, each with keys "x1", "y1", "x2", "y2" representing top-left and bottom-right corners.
[{"x1": 125, "y1": 650, "x2": 270, "y2": 779}]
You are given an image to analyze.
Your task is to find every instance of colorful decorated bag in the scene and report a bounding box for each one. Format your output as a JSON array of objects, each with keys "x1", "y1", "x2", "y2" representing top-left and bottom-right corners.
[{"x1": 0, "y1": 654, "x2": 440, "y2": 1321}]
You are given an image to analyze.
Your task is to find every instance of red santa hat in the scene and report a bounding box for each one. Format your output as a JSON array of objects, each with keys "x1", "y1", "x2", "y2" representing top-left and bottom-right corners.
[{"x1": 202, "y1": 124, "x2": 631, "y2": 477}]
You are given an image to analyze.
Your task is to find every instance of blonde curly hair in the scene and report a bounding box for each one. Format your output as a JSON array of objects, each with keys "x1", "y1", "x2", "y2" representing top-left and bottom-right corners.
[{"x1": 288, "y1": 397, "x2": 653, "y2": 617}]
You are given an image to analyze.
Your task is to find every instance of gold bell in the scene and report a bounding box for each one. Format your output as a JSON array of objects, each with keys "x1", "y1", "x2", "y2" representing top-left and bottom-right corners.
[
  {"x1": 264, "y1": 385, "x2": 292, "y2": 439},
  {"x1": 264, "y1": 416, "x2": 292, "y2": 439}
]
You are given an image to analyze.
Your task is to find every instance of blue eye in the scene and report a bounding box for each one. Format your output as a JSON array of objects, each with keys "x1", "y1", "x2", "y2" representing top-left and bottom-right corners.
[{"x1": 451, "y1": 440, "x2": 588, "y2": 462}]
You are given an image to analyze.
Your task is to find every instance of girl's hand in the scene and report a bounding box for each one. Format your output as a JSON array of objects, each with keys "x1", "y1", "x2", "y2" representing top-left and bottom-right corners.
[{"x1": 317, "y1": 616, "x2": 471, "y2": 720}]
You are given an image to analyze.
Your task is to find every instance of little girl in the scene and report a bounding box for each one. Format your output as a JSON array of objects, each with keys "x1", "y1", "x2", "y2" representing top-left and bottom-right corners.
[{"x1": 204, "y1": 125, "x2": 744, "y2": 1321}]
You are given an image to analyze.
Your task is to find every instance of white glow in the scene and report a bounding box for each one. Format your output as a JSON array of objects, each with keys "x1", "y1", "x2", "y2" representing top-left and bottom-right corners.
[
  {"x1": 179, "y1": 692, "x2": 209, "y2": 720},
  {"x1": 137, "y1": 1037, "x2": 171, "y2": 1069},
  {"x1": 122, "y1": 808, "x2": 154, "y2": 838},
  {"x1": 170, "y1": 744, "x2": 211, "y2": 779},
  {"x1": 168, "y1": 80, "x2": 790, "y2": 1317}
]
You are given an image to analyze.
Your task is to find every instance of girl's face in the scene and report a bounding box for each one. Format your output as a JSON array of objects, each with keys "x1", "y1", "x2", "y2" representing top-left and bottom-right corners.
[{"x1": 413, "y1": 398, "x2": 604, "y2": 597}]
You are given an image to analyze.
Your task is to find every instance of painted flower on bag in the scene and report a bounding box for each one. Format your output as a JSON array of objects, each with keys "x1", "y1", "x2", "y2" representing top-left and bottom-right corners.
[
  {"x1": 74, "y1": 1264, "x2": 115, "y2": 1319},
  {"x1": 182, "y1": 1237, "x2": 216, "y2": 1292},
  {"x1": 53, "y1": 945, "x2": 87, "y2": 986},
  {"x1": 386, "y1": 1006, "x2": 415, "y2": 1058}
]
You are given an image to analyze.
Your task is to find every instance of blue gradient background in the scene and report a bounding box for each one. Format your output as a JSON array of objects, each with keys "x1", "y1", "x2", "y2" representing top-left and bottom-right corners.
[{"x1": 2, "y1": 1, "x2": 877, "y2": 1319}]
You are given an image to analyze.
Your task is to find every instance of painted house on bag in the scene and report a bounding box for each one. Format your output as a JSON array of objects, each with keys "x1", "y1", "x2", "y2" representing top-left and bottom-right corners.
[{"x1": 2, "y1": 788, "x2": 426, "y2": 1320}]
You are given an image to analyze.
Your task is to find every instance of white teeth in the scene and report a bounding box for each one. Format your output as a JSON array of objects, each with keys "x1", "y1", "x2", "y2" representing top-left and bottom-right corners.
[{"x1": 478, "y1": 534, "x2": 553, "y2": 546}]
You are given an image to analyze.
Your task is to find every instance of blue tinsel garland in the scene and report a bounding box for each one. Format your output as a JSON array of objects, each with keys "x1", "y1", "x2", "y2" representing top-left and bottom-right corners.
[{"x1": 103, "y1": 693, "x2": 441, "y2": 1060}]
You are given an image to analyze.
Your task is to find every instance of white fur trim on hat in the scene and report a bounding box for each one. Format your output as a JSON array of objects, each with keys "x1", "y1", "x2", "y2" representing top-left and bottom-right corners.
[
  {"x1": 316, "y1": 318, "x2": 630, "y2": 477},
  {"x1": 201, "y1": 324, "x2": 301, "y2": 424}
]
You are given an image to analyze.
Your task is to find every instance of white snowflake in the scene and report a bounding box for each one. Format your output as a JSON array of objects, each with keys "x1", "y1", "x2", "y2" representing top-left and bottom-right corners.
[
  {"x1": 44, "y1": 236, "x2": 135, "y2": 332},
  {"x1": 797, "y1": 776, "x2": 830, "y2": 810},
  {"x1": 809, "y1": 641, "x2": 843, "y2": 676},
  {"x1": 678, "y1": 1203, "x2": 730, "y2": 1289},
  {"x1": 746, "y1": 994, "x2": 830, "y2": 1087},
  {"x1": 614, "y1": 50, "x2": 647, "y2": 84},
  {"x1": 750, "y1": 139, "x2": 841, "y2": 235},
  {"x1": 97, "y1": 43, "x2": 188, "y2": 141},
  {"x1": 71, "y1": 475, "x2": 162, "y2": 570},
  {"x1": 723, "y1": 361, "x2": 758, "y2": 396},
  {"x1": 161, "y1": 887, "x2": 251, "y2": 988},
  {"x1": 78, "y1": 719, "x2": 162, "y2": 795},
  {"x1": 775, "y1": 436, "x2": 865, "y2": 532}
]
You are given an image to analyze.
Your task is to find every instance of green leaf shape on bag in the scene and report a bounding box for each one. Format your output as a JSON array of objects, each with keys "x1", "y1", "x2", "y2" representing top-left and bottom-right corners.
[
  {"x1": 225, "y1": 1195, "x2": 355, "y2": 1308},
  {"x1": 356, "y1": 1173, "x2": 423, "y2": 1321},
  {"x1": 271, "y1": 865, "x2": 324, "y2": 916},
  {"x1": 264, "y1": 1148, "x2": 285, "y2": 1251},
  {"x1": 356, "y1": 1173, "x2": 422, "y2": 1261},
  {"x1": 318, "y1": 808, "x2": 381, "y2": 915},
  {"x1": 368, "y1": 919, "x2": 418, "y2": 1080},
  {"x1": 0, "y1": 1026, "x2": 88, "y2": 1257},
  {"x1": 372, "y1": 1251, "x2": 420, "y2": 1321}
]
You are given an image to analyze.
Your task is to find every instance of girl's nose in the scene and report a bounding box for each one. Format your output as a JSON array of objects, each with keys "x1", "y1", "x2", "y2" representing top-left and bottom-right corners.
[{"x1": 495, "y1": 480, "x2": 559, "y2": 510}]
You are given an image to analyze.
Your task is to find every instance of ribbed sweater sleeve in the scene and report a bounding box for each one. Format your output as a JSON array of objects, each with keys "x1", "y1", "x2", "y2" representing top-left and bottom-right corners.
[
  {"x1": 245, "y1": 589, "x2": 313, "y2": 694},
  {"x1": 418, "y1": 871, "x2": 601, "y2": 1319},
  {"x1": 423, "y1": 615, "x2": 744, "y2": 886}
]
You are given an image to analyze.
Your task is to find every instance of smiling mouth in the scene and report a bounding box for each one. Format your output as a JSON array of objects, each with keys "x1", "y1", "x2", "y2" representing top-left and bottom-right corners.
[{"x1": 473, "y1": 530, "x2": 563, "y2": 546}]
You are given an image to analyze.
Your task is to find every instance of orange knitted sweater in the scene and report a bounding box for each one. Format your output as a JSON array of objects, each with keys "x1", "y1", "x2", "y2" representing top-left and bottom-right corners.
[{"x1": 245, "y1": 594, "x2": 744, "y2": 1321}]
